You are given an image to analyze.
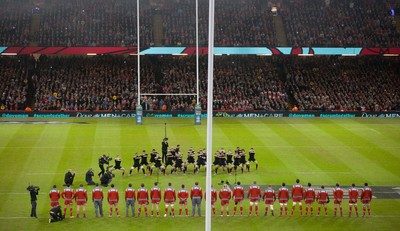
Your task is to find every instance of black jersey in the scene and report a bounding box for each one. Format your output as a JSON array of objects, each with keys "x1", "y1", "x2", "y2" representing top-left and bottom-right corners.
[
  {"x1": 114, "y1": 159, "x2": 122, "y2": 169},
  {"x1": 155, "y1": 156, "x2": 162, "y2": 168},
  {"x1": 140, "y1": 154, "x2": 148, "y2": 165},
  {"x1": 150, "y1": 152, "x2": 157, "y2": 163},
  {"x1": 248, "y1": 149, "x2": 256, "y2": 161},
  {"x1": 133, "y1": 156, "x2": 141, "y2": 168},
  {"x1": 234, "y1": 155, "x2": 241, "y2": 166},
  {"x1": 227, "y1": 152, "x2": 233, "y2": 164}
]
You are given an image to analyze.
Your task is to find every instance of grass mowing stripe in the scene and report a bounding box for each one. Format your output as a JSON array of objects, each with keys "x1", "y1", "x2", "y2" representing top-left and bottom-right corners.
[
  {"x1": 285, "y1": 122, "x2": 358, "y2": 184},
  {"x1": 311, "y1": 120, "x2": 399, "y2": 185},
  {"x1": 266, "y1": 121, "x2": 338, "y2": 184},
  {"x1": 324, "y1": 119, "x2": 400, "y2": 179}
]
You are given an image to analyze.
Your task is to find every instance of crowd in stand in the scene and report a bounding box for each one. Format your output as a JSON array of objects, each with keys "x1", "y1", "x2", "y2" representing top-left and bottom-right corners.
[
  {"x1": 1, "y1": 0, "x2": 399, "y2": 47},
  {"x1": 0, "y1": 0, "x2": 31, "y2": 46},
  {"x1": 0, "y1": 56, "x2": 29, "y2": 110},
  {"x1": 1, "y1": 55, "x2": 398, "y2": 112},
  {"x1": 286, "y1": 56, "x2": 400, "y2": 111},
  {"x1": 161, "y1": 0, "x2": 277, "y2": 46},
  {"x1": 38, "y1": 0, "x2": 153, "y2": 47},
  {"x1": 281, "y1": 0, "x2": 400, "y2": 47}
]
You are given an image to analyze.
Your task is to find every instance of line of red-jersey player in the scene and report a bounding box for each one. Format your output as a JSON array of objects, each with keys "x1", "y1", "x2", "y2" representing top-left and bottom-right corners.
[{"x1": 48, "y1": 180, "x2": 373, "y2": 218}]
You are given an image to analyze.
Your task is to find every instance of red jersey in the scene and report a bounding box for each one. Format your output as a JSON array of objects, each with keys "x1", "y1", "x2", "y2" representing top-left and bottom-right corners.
[
  {"x1": 317, "y1": 190, "x2": 329, "y2": 204},
  {"x1": 150, "y1": 186, "x2": 162, "y2": 203},
  {"x1": 278, "y1": 187, "x2": 289, "y2": 203},
  {"x1": 49, "y1": 189, "x2": 60, "y2": 206},
  {"x1": 219, "y1": 188, "x2": 231, "y2": 201},
  {"x1": 205, "y1": 189, "x2": 217, "y2": 204},
  {"x1": 247, "y1": 185, "x2": 261, "y2": 202},
  {"x1": 62, "y1": 187, "x2": 74, "y2": 205},
  {"x1": 232, "y1": 185, "x2": 245, "y2": 201},
  {"x1": 125, "y1": 187, "x2": 136, "y2": 201},
  {"x1": 108, "y1": 188, "x2": 119, "y2": 203},
  {"x1": 74, "y1": 188, "x2": 88, "y2": 204},
  {"x1": 304, "y1": 187, "x2": 316, "y2": 204},
  {"x1": 361, "y1": 187, "x2": 372, "y2": 204},
  {"x1": 178, "y1": 189, "x2": 189, "y2": 204},
  {"x1": 137, "y1": 187, "x2": 149, "y2": 204},
  {"x1": 164, "y1": 187, "x2": 176, "y2": 203},
  {"x1": 92, "y1": 187, "x2": 104, "y2": 201},
  {"x1": 348, "y1": 187, "x2": 359, "y2": 203},
  {"x1": 291, "y1": 183, "x2": 304, "y2": 202},
  {"x1": 190, "y1": 185, "x2": 202, "y2": 199},
  {"x1": 262, "y1": 188, "x2": 276, "y2": 205},
  {"x1": 333, "y1": 187, "x2": 344, "y2": 204}
]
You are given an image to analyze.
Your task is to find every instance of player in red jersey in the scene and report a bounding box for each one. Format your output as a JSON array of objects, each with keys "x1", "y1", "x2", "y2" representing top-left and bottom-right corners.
[
  {"x1": 278, "y1": 182, "x2": 289, "y2": 216},
  {"x1": 150, "y1": 182, "x2": 162, "y2": 216},
  {"x1": 164, "y1": 182, "x2": 176, "y2": 217},
  {"x1": 303, "y1": 183, "x2": 315, "y2": 216},
  {"x1": 74, "y1": 184, "x2": 88, "y2": 218},
  {"x1": 92, "y1": 183, "x2": 104, "y2": 217},
  {"x1": 219, "y1": 184, "x2": 232, "y2": 216},
  {"x1": 137, "y1": 183, "x2": 149, "y2": 216},
  {"x1": 125, "y1": 183, "x2": 136, "y2": 217},
  {"x1": 348, "y1": 183, "x2": 359, "y2": 217},
  {"x1": 262, "y1": 185, "x2": 276, "y2": 216},
  {"x1": 291, "y1": 179, "x2": 304, "y2": 216},
  {"x1": 49, "y1": 185, "x2": 60, "y2": 208},
  {"x1": 316, "y1": 185, "x2": 329, "y2": 216},
  {"x1": 205, "y1": 186, "x2": 217, "y2": 215},
  {"x1": 333, "y1": 183, "x2": 344, "y2": 217},
  {"x1": 247, "y1": 181, "x2": 261, "y2": 216},
  {"x1": 361, "y1": 183, "x2": 372, "y2": 217},
  {"x1": 232, "y1": 181, "x2": 245, "y2": 216},
  {"x1": 107, "y1": 184, "x2": 119, "y2": 217},
  {"x1": 178, "y1": 184, "x2": 189, "y2": 216},
  {"x1": 190, "y1": 182, "x2": 202, "y2": 216},
  {"x1": 61, "y1": 185, "x2": 74, "y2": 218}
]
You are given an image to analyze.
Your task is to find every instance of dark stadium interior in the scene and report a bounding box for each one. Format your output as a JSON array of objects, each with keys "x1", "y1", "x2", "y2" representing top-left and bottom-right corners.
[{"x1": 0, "y1": 0, "x2": 400, "y2": 112}]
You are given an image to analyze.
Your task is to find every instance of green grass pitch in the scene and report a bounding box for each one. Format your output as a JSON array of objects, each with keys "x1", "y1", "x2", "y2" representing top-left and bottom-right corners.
[{"x1": 0, "y1": 117, "x2": 399, "y2": 231}]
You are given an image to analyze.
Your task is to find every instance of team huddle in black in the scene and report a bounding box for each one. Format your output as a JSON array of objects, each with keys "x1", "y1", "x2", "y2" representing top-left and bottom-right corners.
[{"x1": 94, "y1": 140, "x2": 259, "y2": 180}]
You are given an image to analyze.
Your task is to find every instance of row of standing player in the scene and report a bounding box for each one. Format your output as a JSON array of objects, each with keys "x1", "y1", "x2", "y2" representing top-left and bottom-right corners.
[
  {"x1": 96, "y1": 146, "x2": 259, "y2": 178},
  {"x1": 48, "y1": 179, "x2": 373, "y2": 220}
]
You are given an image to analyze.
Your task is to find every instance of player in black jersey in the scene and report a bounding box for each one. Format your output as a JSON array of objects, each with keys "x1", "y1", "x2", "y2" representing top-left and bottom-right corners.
[
  {"x1": 140, "y1": 150, "x2": 149, "y2": 175},
  {"x1": 171, "y1": 152, "x2": 184, "y2": 174},
  {"x1": 184, "y1": 147, "x2": 196, "y2": 174},
  {"x1": 150, "y1": 149, "x2": 158, "y2": 164},
  {"x1": 150, "y1": 153, "x2": 163, "y2": 176},
  {"x1": 247, "y1": 147, "x2": 258, "y2": 171},
  {"x1": 226, "y1": 150, "x2": 234, "y2": 174},
  {"x1": 129, "y1": 153, "x2": 141, "y2": 175},
  {"x1": 110, "y1": 155, "x2": 125, "y2": 176},
  {"x1": 239, "y1": 149, "x2": 250, "y2": 172},
  {"x1": 195, "y1": 149, "x2": 207, "y2": 174},
  {"x1": 233, "y1": 152, "x2": 244, "y2": 174}
]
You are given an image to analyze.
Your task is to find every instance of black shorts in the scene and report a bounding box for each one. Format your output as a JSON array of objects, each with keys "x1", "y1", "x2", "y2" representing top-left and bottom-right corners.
[
  {"x1": 140, "y1": 161, "x2": 148, "y2": 166},
  {"x1": 187, "y1": 156, "x2": 195, "y2": 164},
  {"x1": 248, "y1": 157, "x2": 256, "y2": 162}
]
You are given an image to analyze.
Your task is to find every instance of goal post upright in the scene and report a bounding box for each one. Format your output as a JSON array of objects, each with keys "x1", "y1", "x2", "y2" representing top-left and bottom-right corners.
[{"x1": 136, "y1": 0, "x2": 142, "y2": 125}]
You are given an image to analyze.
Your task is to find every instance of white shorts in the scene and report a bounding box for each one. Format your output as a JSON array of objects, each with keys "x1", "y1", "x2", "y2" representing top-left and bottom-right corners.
[
  {"x1": 280, "y1": 203, "x2": 287, "y2": 206},
  {"x1": 292, "y1": 202, "x2": 302, "y2": 206}
]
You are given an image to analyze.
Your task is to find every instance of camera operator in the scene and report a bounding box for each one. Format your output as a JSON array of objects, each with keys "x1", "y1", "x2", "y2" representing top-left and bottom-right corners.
[
  {"x1": 162, "y1": 138, "x2": 169, "y2": 163},
  {"x1": 49, "y1": 205, "x2": 64, "y2": 223},
  {"x1": 98, "y1": 154, "x2": 111, "y2": 177},
  {"x1": 86, "y1": 168, "x2": 96, "y2": 185},
  {"x1": 100, "y1": 170, "x2": 113, "y2": 187},
  {"x1": 27, "y1": 185, "x2": 40, "y2": 218},
  {"x1": 64, "y1": 169, "x2": 75, "y2": 186}
]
